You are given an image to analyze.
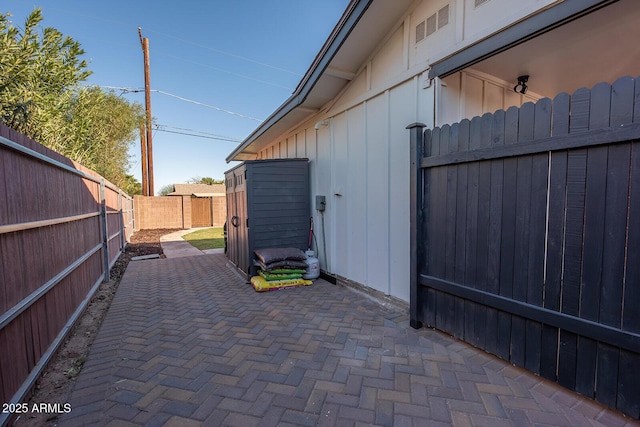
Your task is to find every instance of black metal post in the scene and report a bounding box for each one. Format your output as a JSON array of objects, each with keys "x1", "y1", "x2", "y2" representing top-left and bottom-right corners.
[{"x1": 407, "y1": 122, "x2": 426, "y2": 329}]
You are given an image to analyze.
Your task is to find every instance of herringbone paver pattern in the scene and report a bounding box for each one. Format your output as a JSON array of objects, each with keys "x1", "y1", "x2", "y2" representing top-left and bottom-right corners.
[{"x1": 60, "y1": 254, "x2": 637, "y2": 426}]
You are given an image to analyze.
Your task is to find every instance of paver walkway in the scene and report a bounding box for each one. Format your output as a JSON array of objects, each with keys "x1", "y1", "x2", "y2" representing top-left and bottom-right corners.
[
  {"x1": 60, "y1": 254, "x2": 637, "y2": 426},
  {"x1": 159, "y1": 229, "x2": 224, "y2": 258}
]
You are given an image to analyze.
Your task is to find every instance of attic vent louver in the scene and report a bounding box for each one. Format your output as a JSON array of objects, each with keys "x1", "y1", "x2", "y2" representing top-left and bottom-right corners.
[
  {"x1": 426, "y1": 13, "x2": 437, "y2": 37},
  {"x1": 416, "y1": 20, "x2": 425, "y2": 42},
  {"x1": 438, "y1": 5, "x2": 449, "y2": 29},
  {"x1": 415, "y1": 3, "x2": 450, "y2": 44},
  {"x1": 475, "y1": 0, "x2": 489, "y2": 7}
]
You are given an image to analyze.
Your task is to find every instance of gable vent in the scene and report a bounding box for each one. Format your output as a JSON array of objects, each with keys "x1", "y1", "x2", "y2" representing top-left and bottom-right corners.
[
  {"x1": 475, "y1": 0, "x2": 490, "y2": 7},
  {"x1": 426, "y1": 13, "x2": 437, "y2": 37},
  {"x1": 415, "y1": 3, "x2": 450, "y2": 44},
  {"x1": 438, "y1": 5, "x2": 449, "y2": 29},
  {"x1": 416, "y1": 20, "x2": 426, "y2": 42}
]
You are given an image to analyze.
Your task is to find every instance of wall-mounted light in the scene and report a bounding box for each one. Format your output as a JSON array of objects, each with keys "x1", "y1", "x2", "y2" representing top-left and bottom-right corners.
[
  {"x1": 514, "y1": 75, "x2": 529, "y2": 94},
  {"x1": 314, "y1": 120, "x2": 329, "y2": 130}
]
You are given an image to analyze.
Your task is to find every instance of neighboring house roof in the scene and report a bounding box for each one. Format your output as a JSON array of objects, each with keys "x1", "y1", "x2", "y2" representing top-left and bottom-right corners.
[
  {"x1": 168, "y1": 183, "x2": 225, "y2": 196},
  {"x1": 192, "y1": 192, "x2": 225, "y2": 197}
]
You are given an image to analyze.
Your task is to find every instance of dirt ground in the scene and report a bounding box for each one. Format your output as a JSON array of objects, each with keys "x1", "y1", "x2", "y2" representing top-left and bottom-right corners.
[{"x1": 12, "y1": 229, "x2": 182, "y2": 427}]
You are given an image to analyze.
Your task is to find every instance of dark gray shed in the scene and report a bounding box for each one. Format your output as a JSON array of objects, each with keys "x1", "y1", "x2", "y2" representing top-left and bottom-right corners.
[{"x1": 225, "y1": 158, "x2": 310, "y2": 278}]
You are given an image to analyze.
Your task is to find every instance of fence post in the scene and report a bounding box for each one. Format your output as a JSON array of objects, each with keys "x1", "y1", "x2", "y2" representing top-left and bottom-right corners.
[
  {"x1": 407, "y1": 122, "x2": 426, "y2": 329},
  {"x1": 100, "y1": 178, "x2": 109, "y2": 282},
  {"x1": 118, "y1": 190, "x2": 124, "y2": 251}
]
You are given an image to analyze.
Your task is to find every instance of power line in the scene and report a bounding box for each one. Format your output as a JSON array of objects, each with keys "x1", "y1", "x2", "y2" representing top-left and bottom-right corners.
[
  {"x1": 99, "y1": 86, "x2": 263, "y2": 122},
  {"x1": 154, "y1": 90, "x2": 263, "y2": 122},
  {"x1": 158, "y1": 52, "x2": 295, "y2": 91},
  {"x1": 154, "y1": 128, "x2": 241, "y2": 142},
  {"x1": 154, "y1": 124, "x2": 242, "y2": 142},
  {"x1": 146, "y1": 28, "x2": 302, "y2": 77}
]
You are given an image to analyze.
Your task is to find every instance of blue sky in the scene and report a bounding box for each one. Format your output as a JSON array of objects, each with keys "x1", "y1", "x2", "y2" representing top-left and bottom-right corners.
[{"x1": 3, "y1": 0, "x2": 349, "y2": 194}]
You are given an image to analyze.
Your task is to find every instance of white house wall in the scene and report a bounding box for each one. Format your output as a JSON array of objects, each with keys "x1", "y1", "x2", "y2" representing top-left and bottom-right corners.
[
  {"x1": 438, "y1": 69, "x2": 542, "y2": 126},
  {"x1": 412, "y1": 0, "x2": 558, "y2": 67},
  {"x1": 257, "y1": 78, "x2": 431, "y2": 302},
  {"x1": 254, "y1": 0, "x2": 559, "y2": 302},
  {"x1": 371, "y1": 26, "x2": 406, "y2": 89}
]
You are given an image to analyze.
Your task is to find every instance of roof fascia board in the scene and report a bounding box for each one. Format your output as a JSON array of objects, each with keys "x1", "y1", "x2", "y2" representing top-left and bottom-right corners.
[
  {"x1": 428, "y1": 0, "x2": 618, "y2": 79},
  {"x1": 226, "y1": 0, "x2": 373, "y2": 163}
]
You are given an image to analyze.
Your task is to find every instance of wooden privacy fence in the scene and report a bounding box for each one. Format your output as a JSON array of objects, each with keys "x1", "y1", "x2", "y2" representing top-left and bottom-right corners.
[
  {"x1": 408, "y1": 75, "x2": 640, "y2": 419},
  {"x1": 0, "y1": 124, "x2": 134, "y2": 423}
]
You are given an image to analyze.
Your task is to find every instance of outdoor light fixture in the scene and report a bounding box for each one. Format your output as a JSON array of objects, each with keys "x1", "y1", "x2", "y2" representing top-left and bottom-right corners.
[{"x1": 514, "y1": 75, "x2": 529, "y2": 94}]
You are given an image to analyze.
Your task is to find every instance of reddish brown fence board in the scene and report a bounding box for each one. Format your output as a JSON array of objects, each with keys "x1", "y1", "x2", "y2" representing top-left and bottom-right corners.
[
  {"x1": 409, "y1": 75, "x2": 640, "y2": 419},
  {"x1": 0, "y1": 124, "x2": 133, "y2": 418}
]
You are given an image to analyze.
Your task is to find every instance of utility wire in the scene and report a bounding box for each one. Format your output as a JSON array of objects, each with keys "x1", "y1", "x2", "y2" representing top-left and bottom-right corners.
[
  {"x1": 154, "y1": 90, "x2": 263, "y2": 122},
  {"x1": 154, "y1": 128, "x2": 241, "y2": 142},
  {"x1": 154, "y1": 124, "x2": 242, "y2": 142},
  {"x1": 99, "y1": 86, "x2": 263, "y2": 122},
  {"x1": 146, "y1": 28, "x2": 302, "y2": 77},
  {"x1": 158, "y1": 52, "x2": 295, "y2": 91}
]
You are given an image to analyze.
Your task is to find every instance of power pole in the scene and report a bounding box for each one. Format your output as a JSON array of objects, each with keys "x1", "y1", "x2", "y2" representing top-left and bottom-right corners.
[
  {"x1": 138, "y1": 27, "x2": 154, "y2": 196},
  {"x1": 139, "y1": 123, "x2": 148, "y2": 196}
]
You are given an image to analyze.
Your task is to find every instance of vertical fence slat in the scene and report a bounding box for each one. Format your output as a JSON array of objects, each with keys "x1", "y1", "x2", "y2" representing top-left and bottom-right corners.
[
  {"x1": 509, "y1": 102, "x2": 534, "y2": 368},
  {"x1": 474, "y1": 113, "x2": 493, "y2": 350},
  {"x1": 524, "y1": 99, "x2": 551, "y2": 375},
  {"x1": 452, "y1": 119, "x2": 470, "y2": 339},
  {"x1": 595, "y1": 143, "x2": 629, "y2": 407},
  {"x1": 443, "y1": 123, "x2": 459, "y2": 334},
  {"x1": 424, "y1": 127, "x2": 439, "y2": 328},
  {"x1": 576, "y1": 82, "x2": 611, "y2": 398},
  {"x1": 610, "y1": 76, "x2": 635, "y2": 126},
  {"x1": 540, "y1": 93, "x2": 570, "y2": 381},
  {"x1": 617, "y1": 140, "x2": 640, "y2": 418},
  {"x1": 556, "y1": 88, "x2": 591, "y2": 390},
  {"x1": 464, "y1": 117, "x2": 481, "y2": 346},
  {"x1": 496, "y1": 107, "x2": 519, "y2": 361},
  {"x1": 485, "y1": 110, "x2": 505, "y2": 356}
]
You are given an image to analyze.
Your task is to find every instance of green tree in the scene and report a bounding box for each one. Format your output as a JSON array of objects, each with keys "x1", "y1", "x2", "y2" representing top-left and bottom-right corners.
[
  {"x1": 0, "y1": 9, "x2": 144, "y2": 192},
  {"x1": 122, "y1": 174, "x2": 142, "y2": 196},
  {"x1": 187, "y1": 176, "x2": 224, "y2": 185},
  {"x1": 158, "y1": 184, "x2": 175, "y2": 196},
  {"x1": 0, "y1": 9, "x2": 90, "y2": 137}
]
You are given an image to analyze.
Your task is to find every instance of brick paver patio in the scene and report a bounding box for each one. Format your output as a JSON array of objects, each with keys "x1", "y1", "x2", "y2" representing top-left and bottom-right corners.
[{"x1": 60, "y1": 254, "x2": 637, "y2": 426}]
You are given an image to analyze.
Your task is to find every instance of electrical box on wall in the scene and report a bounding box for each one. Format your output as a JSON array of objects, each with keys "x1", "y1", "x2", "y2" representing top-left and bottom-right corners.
[{"x1": 316, "y1": 195, "x2": 326, "y2": 211}]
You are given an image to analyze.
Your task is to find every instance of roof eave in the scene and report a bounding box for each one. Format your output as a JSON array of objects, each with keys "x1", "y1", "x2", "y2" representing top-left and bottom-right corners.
[{"x1": 225, "y1": 0, "x2": 373, "y2": 163}]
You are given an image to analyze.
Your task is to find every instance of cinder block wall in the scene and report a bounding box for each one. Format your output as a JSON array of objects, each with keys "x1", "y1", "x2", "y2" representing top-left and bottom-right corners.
[
  {"x1": 134, "y1": 195, "x2": 227, "y2": 230},
  {"x1": 134, "y1": 196, "x2": 185, "y2": 230},
  {"x1": 181, "y1": 196, "x2": 192, "y2": 229},
  {"x1": 212, "y1": 196, "x2": 226, "y2": 227}
]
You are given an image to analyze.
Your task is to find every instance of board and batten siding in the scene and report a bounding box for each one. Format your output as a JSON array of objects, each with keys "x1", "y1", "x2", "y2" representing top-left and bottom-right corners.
[
  {"x1": 252, "y1": 0, "x2": 554, "y2": 301},
  {"x1": 257, "y1": 78, "x2": 432, "y2": 302}
]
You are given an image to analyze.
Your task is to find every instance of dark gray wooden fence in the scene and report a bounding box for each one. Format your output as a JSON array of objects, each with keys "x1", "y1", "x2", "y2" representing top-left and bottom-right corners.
[
  {"x1": 0, "y1": 124, "x2": 134, "y2": 425},
  {"x1": 408, "y1": 75, "x2": 640, "y2": 419}
]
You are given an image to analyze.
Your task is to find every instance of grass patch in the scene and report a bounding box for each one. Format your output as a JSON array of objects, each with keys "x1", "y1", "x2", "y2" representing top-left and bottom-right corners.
[{"x1": 182, "y1": 227, "x2": 225, "y2": 250}]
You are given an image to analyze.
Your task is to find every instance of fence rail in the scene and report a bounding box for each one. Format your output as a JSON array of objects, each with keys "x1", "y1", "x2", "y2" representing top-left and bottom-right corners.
[
  {"x1": 409, "y1": 75, "x2": 640, "y2": 419},
  {"x1": 0, "y1": 124, "x2": 134, "y2": 425}
]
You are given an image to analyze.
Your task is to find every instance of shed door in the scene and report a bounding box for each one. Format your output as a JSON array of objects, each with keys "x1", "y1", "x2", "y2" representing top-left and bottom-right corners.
[{"x1": 226, "y1": 167, "x2": 248, "y2": 275}]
